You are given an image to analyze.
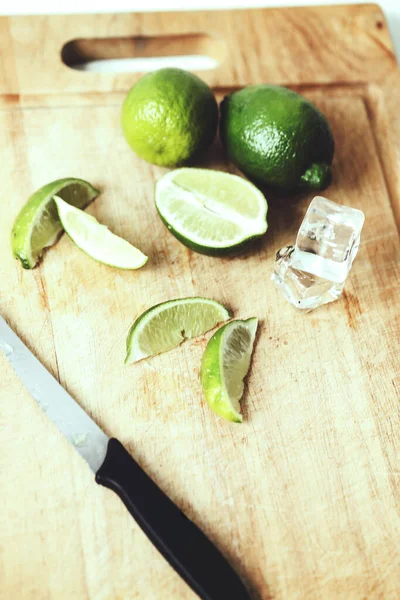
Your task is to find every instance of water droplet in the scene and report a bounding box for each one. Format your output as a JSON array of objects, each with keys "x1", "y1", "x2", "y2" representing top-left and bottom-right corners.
[
  {"x1": 31, "y1": 384, "x2": 41, "y2": 400},
  {"x1": 0, "y1": 341, "x2": 13, "y2": 357},
  {"x1": 70, "y1": 433, "x2": 88, "y2": 447}
]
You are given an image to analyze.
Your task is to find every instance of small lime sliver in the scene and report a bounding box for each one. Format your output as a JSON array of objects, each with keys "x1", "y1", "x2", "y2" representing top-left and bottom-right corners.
[
  {"x1": 155, "y1": 168, "x2": 268, "y2": 256},
  {"x1": 54, "y1": 197, "x2": 148, "y2": 270},
  {"x1": 125, "y1": 297, "x2": 231, "y2": 364},
  {"x1": 12, "y1": 177, "x2": 99, "y2": 269},
  {"x1": 201, "y1": 318, "x2": 258, "y2": 423}
]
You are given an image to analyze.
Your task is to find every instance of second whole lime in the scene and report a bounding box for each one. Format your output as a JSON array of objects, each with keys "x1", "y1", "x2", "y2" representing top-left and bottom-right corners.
[
  {"x1": 220, "y1": 85, "x2": 335, "y2": 194},
  {"x1": 121, "y1": 68, "x2": 218, "y2": 167}
]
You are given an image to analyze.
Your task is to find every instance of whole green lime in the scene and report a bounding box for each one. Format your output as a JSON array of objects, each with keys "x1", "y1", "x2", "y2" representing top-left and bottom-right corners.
[
  {"x1": 220, "y1": 85, "x2": 335, "y2": 194},
  {"x1": 121, "y1": 68, "x2": 218, "y2": 167}
]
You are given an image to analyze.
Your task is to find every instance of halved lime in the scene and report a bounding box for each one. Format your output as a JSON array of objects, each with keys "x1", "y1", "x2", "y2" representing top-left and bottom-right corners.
[
  {"x1": 201, "y1": 318, "x2": 258, "y2": 423},
  {"x1": 154, "y1": 168, "x2": 268, "y2": 256},
  {"x1": 125, "y1": 297, "x2": 231, "y2": 364},
  {"x1": 54, "y1": 197, "x2": 148, "y2": 269},
  {"x1": 11, "y1": 178, "x2": 100, "y2": 269}
]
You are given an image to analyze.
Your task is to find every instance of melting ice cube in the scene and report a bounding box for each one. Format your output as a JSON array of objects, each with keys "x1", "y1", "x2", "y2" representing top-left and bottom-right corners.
[{"x1": 272, "y1": 197, "x2": 365, "y2": 311}]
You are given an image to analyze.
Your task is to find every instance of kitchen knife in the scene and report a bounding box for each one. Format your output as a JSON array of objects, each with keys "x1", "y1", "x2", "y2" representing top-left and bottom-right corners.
[{"x1": 0, "y1": 315, "x2": 251, "y2": 600}]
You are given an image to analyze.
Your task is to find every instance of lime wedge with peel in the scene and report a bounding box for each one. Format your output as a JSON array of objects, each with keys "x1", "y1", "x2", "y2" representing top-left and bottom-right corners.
[
  {"x1": 54, "y1": 197, "x2": 148, "y2": 269},
  {"x1": 155, "y1": 168, "x2": 268, "y2": 256},
  {"x1": 201, "y1": 318, "x2": 258, "y2": 423},
  {"x1": 125, "y1": 297, "x2": 231, "y2": 364},
  {"x1": 11, "y1": 178, "x2": 99, "y2": 269}
]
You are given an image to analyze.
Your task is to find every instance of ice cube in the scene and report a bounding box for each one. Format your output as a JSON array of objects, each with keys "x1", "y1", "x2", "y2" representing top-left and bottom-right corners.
[
  {"x1": 272, "y1": 197, "x2": 365, "y2": 312},
  {"x1": 291, "y1": 197, "x2": 364, "y2": 283},
  {"x1": 273, "y1": 246, "x2": 344, "y2": 311}
]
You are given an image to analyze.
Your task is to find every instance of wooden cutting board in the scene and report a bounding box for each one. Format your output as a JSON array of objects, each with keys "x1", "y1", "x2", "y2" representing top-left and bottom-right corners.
[{"x1": 1, "y1": 5, "x2": 399, "y2": 599}]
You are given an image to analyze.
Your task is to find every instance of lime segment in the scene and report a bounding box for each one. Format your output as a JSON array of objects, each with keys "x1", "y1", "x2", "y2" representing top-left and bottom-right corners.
[
  {"x1": 54, "y1": 197, "x2": 148, "y2": 270},
  {"x1": 125, "y1": 297, "x2": 231, "y2": 364},
  {"x1": 11, "y1": 178, "x2": 99, "y2": 269},
  {"x1": 201, "y1": 318, "x2": 258, "y2": 423},
  {"x1": 155, "y1": 168, "x2": 268, "y2": 256}
]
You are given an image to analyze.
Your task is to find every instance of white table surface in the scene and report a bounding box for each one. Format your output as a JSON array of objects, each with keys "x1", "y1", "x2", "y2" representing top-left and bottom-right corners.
[{"x1": 2, "y1": 0, "x2": 399, "y2": 62}]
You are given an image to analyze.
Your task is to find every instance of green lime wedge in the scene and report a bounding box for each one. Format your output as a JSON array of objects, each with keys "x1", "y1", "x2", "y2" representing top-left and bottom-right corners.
[
  {"x1": 11, "y1": 178, "x2": 100, "y2": 269},
  {"x1": 201, "y1": 318, "x2": 258, "y2": 423},
  {"x1": 154, "y1": 168, "x2": 268, "y2": 256},
  {"x1": 54, "y1": 197, "x2": 148, "y2": 270},
  {"x1": 125, "y1": 297, "x2": 231, "y2": 364}
]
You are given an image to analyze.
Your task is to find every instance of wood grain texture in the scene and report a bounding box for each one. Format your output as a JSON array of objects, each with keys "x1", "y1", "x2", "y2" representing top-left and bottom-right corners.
[
  {"x1": 0, "y1": 5, "x2": 399, "y2": 600},
  {"x1": 0, "y1": 3, "x2": 397, "y2": 96}
]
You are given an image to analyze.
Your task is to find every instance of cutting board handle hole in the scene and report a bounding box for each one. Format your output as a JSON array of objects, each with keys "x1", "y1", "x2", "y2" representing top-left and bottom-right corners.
[{"x1": 61, "y1": 34, "x2": 224, "y2": 73}]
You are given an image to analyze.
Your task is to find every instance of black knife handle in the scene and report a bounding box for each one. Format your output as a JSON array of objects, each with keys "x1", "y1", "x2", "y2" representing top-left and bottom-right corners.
[{"x1": 96, "y1": 438, "x2": 251, "y2": 600}]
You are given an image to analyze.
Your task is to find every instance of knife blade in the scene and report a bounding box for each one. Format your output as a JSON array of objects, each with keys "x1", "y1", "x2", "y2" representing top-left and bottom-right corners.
[{"x1": 0, "y1": 315, "x2": 251, "y2": 600}]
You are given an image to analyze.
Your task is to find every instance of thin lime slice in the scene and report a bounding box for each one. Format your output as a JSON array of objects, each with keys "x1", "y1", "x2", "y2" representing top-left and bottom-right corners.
[
  {"x1": 125, "y1": 297, "x2": 231, "y2": 364},
  {"x1": 54, "y1": 197, "x2": 148, "y2": 270},
  {"x1": 201, "y1": 318, "x2": 258, "y2": 423},
  {"x1": 154, "y1": 168, "x2": 268, "y2": 256},
  {"x1": 11, "y1": 178, "x2": 100, "y2": 269}
]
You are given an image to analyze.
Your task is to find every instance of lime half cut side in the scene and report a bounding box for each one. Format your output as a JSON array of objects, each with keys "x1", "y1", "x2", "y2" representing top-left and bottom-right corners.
[
  {"x1": 11, "y1": 177, "x2": 100, "y2": 269},
  {"x1": 201, "y1": 318, "x2": 258, "y2": 423},
  {"x1": 125, "y1": 297, "x2": 231, "y2": 364},
  {"x1": 155, "y1": 168, "x2": 268, "y2": 256},
  {"x1": 54, "y1": 197, "x2": 148, "y2": 270}
]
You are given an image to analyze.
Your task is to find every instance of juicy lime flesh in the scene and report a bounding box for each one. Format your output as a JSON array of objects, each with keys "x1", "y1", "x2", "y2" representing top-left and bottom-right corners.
[
  {"x1": 222, "y1": 322, "x2": 256, "y2": 407},
  {"x1": 121, "y1": 68, "x2": 218, "y2": 167},
  {"x1": 220, "y1": 84, "x2": 335, "y2": 193},
  {"x1": 12, "y1": 178, "x2": 99, "y2": 268},
  {"x1": 155, "y1": 168, "x2": 268, "y2": 254},
  {"x1": 125, "y1": 298, "x2": 230, "y2": 363},
  {"x1": 201, "y1": 318, "x2": 258, "y2": 423},
  {"x1": 30, "y1": 198, "x2": 62, "y2": 254},
  {"x1": 161, "y1": 187, "x2": 243, "y2": 242},
  {"x1": 54, "y1": 197, "x2": 147, "y2": 269},
  {"x1": 173, "y1": 169, "x2": 262, "y2": 219}
]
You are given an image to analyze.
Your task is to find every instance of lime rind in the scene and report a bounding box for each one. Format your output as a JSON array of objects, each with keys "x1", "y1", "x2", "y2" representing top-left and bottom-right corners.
[
  {"x1": 54, "y1": 197, "x2": 148, "y2": 270},
  {"x1": 201, "y1": 317, "x2": 258, "y2": 423},
  {"x1": 125, "y1": 297, "x2": 231, "y2": 364},
  {"x1": 12, "y1": 178, "x2": 100, "y2": 269},
  {"x1": 155, "y1": 168, "x2": 268, "y2": 256}
]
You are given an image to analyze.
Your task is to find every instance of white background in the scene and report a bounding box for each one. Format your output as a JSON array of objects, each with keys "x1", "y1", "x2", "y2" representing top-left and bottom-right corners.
[{"x1": 1, "y1": 0, "x2": 399, "y2": 61}]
